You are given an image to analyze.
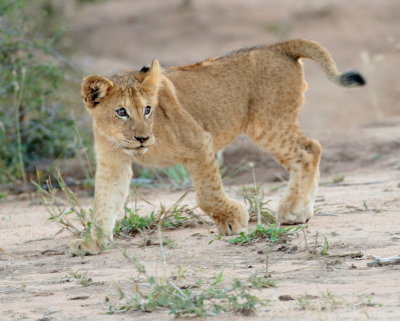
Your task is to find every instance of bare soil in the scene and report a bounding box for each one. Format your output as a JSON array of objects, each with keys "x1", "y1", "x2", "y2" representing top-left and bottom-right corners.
[
  {"x1": 1, "y1": 158, "x2": 400, "y2": 320},
  {"x1": 1, "y1": 0, "x2": 400, "y2": 320}
]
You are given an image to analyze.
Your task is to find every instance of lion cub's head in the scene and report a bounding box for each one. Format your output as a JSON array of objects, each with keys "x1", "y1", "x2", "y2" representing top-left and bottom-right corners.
[{"x1": 81, "y1": 60, "x2": 162, "y2": 156}]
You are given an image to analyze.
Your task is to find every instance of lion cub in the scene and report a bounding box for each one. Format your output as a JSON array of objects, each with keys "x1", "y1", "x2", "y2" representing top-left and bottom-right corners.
[{"x1": 66, "y1": 39, "x2": 365, "y2": 256}]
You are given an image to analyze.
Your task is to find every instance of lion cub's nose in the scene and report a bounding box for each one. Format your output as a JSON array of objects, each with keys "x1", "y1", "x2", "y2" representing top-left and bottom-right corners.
[{"x1": 134, "y1": 136, "x2": 150, "y2": 144}]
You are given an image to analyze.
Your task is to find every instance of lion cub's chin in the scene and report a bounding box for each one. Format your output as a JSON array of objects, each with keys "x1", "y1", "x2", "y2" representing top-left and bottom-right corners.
[{"x1": 122, "y1": 147, "x2": 149, "y2": 157}]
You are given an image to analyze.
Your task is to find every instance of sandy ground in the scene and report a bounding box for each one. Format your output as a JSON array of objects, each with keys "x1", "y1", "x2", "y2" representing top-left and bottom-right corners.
[
  {"x1": 1, "y1": 0, "x2": 400, "y2": 320},
  {"x1": 1, "y1": 154, "x2": 400, "y2": 320}
]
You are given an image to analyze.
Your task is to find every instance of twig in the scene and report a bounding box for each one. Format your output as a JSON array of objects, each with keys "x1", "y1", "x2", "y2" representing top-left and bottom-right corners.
[
  {"x1": 329, "y1": 252, "x2": 363, "y2": 259},
  {"x1": 0, "y1": 247, "x2": 16, "y2": 257},
  {"x1": 157, "y1": 189, "x2": 191, "y2": 226},
  {"x1": 12, "y1": 68, "x2": 27, "y2": 185},
  {"x1": 274, "y1": 266, "x2": 311, "y2": 274},
  {"x1": 314, "y1": 232, "x2": 319, "y2": 253},
  {"x1": 302, "y1": 228, "x2": 314, "y2": 254},
  {"x1": 41, "y1": 249, "x2": 64, "y2": 256},
  {"x1": 23, "y1": 237, "x2": 53, "y2": 244},
  {"x1": 122, "y1": 249, "x2": 146, "y2": 275},
  {"x1": 250, "y1": 164, "x2": 262, "y2": 226},
  {"x1": 265, "y1": 242, "x2": 272, "y2": 276},
  {"x1": 323, "y1": 180, "x2": 390, "y2": 187},
  {"x1": 157, "y1": 225, "x2": 167, "y2": 274}
]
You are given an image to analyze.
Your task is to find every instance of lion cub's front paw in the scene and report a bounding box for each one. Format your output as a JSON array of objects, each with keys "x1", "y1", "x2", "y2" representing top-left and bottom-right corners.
[
  {"x1": 277, "y1": 200, "x2": 314, "y2": 225},
  {"x1": 214, "y1": 201, "x2": 249, "y2": 236},
  {"x1": 65, "y1": 239, "x2": 103, "y2": 257}
]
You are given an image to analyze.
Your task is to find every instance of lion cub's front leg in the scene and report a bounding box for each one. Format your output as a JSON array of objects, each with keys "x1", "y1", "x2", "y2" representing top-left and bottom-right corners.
[
  {"x1": 65, "y1": 158, "x2": 132, "y2": 256},
  {"x1": 185, "y1": 133, "x2": 248, "y2": 235}
]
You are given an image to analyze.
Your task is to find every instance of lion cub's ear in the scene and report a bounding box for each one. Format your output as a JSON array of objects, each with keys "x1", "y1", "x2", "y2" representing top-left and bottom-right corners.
[
  {"x1": 81, "y1": 75, "x2": 114, "y2": 108},
  {"x1": 140, "y1": 60, "x2": 162, "y2": 98}
]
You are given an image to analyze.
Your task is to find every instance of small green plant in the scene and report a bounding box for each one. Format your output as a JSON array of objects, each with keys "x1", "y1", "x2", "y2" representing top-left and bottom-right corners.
[
  {"x1": 108, "y1": 268, "x2": 267, "y2": 317},
  {"x1": 161, "y1": 237, "x2": 178, "y2": 249},
  {"x1": 302, "y1": 230, "x2": 332, "y2": 256},
  {"x1": 320, "y1": 235, "x2": 330, "y2": 256},
  {"x1": 114, "y1": 208, "x2": 157, "y2": 235},
  {"x1": 34, "y1": 169, "x2": 92, "y2": 236},
  {"x1": 238, "y1": 163, "x2": 275, "y2": 226},
  {"x1": 320, "y1": 290, "x2": 340, "y2": 311},
  {"x1": 70, "y1": 271, "x2": 93, "y2": 287},
  {"x1": 239, "y1": 185, "x2": 276, "y2": 225},
  {"x1": 0, "y1": 192, "x2": 7, "y2": 201},
  {"x1": 247, "y1": 274, "x2": 276, "y2": 288},
  {"x1": 114, "y1": 201, "x2": 210, "y2": 237},
  {"x1": 331, "y1": 174, "x2": 345, "y2": 184},
  {"x1": 228, "y1": 224, "x2": 302, "y2": 244},
  {"x1": 357, "y1": 294, "x2": 382, "y2": 307},
  {"x1": 297, "y1": 294, "x2": 317, "y2": 310},
  {"x1": 297, "y1": 291, "x2": 343, "y2": 311},
  {"x1": 115, "y1": 190, "x2": 209, "y2": 236}
]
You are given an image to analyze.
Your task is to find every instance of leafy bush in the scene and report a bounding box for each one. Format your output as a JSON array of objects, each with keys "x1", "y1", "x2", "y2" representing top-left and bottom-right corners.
[{"x1": 0, "y1": 0, "x2": 75, "y2": 184}]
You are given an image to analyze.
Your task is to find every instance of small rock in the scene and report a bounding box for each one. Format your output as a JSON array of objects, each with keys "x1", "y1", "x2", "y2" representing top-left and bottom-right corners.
[
  {"x1": 277, "y1": 245, "x2": 298, "y2": 253},
  {"x1": 279, "y1": 294, "x2": 295, "y2": 301}
]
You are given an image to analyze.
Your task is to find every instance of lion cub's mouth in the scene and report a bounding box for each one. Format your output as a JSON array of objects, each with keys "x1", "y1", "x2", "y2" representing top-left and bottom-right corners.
[
  {"x1": 122, "y1": 146, "x2": 144, "y2": 150},
  {"x1": 121, "y1": 144, "x2": 150, "y2": 156},
  {"x1": 122, "y1": 144, "x2": 152, "y2": 150}
]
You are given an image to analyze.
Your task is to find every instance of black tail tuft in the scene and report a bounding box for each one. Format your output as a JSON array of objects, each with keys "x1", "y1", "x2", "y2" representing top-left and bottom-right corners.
[{"x1": 339, "y1": 70, "x2": 366, "y2": 87}]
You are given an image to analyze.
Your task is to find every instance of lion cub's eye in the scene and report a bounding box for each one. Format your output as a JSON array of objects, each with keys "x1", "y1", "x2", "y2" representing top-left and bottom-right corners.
[
  {"x1": 144, "y1": 106, "x2": 152, "y2": 116},
  {"x1": 116, "y1": 108, "x2": 129, "y2": 118}
]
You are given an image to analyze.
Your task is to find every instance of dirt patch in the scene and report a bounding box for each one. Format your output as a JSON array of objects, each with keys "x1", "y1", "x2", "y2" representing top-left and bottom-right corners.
[{"x1": 1, "y1": 165, "x2": 400, "y2": 320}]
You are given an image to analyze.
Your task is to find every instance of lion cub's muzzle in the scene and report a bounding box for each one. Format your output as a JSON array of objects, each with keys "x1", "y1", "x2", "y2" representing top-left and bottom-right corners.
[{"x1": 120, "y1": 136, "x2": 155, "y2": 153}]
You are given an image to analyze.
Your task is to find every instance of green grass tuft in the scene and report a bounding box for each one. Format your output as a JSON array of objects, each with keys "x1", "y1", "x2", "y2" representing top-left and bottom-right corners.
[
  {"x1": 228, "y1": 224, "x2": 303, "y2": 244},
  {"x1": 114, "y1": 203, "x2": 210, "y2": 237}
]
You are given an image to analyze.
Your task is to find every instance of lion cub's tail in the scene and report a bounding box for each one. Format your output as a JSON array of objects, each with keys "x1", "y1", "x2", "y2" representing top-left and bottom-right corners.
[{"x1": 276, "y1": 39, "x2": 366, "y2": 87}]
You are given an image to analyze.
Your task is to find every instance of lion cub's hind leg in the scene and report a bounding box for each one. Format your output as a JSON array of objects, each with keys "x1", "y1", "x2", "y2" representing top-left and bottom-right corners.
[
  {"x1": 185, "y1": 133, "x2": 249, "y2": 235},
  {"x1": 248, "y1": 123, "x2": 322, "y2": 224}
]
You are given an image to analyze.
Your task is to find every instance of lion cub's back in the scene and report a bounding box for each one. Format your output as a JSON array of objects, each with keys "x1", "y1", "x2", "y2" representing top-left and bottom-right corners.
[{"x1": 165, "y1": 47, "x2": 305, "y2": 146}]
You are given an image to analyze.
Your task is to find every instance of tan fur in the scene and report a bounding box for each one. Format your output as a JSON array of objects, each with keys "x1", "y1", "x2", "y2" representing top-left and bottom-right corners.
[{"x1": 66, "y1": 39, "x2": 364, "y2": 256}]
